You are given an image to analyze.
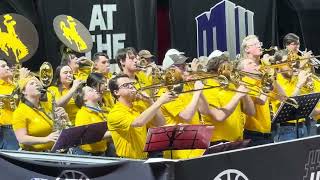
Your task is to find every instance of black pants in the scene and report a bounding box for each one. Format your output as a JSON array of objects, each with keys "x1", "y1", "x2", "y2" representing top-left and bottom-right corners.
[{"x1": 244, "y1": 130, "x2": 273, "y2": 147}]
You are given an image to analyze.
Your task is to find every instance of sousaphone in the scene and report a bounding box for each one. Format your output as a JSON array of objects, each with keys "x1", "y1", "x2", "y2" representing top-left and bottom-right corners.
[
  {"x1": 0, "y1": 13, "x2": 39, "y2": 63},
  {"x1": 53, "y1": 15, "x2": 93, "y2": 53}
]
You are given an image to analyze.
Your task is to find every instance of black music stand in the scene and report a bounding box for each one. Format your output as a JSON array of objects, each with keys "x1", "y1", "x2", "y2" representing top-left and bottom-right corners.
[
  {"x1": 144, "y1": 125, "x2": 214, "y2": 158},
  {"x1": 203, "y1": 139, "x2": 251, "y2": 155},
  {"x1": 51, "y1": 122, "x2": 107, "y2": 152},
  {"x1": 272, "y1": 93, "x2": 320, "y2": 138}
]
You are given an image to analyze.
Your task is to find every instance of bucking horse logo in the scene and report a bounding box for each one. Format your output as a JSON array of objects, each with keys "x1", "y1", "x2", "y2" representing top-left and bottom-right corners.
[
  {"x1": 60, "y1": 16, "x2": 87, "y2": 52},
  {"x1": 0, "y1": 14, "x2": 29, "y2": 62}
]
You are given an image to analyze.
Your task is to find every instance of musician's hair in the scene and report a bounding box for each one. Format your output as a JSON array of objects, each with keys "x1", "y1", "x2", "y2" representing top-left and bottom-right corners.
[
  {"x1": 283, "y1": 33, "x2": 299, "y2": 48},
  {"x1": 240, "y1": 35, "x2": 259, "y2": 58},
  {"x1": 274, "y1": 49, "x2": 289, "y2": 63},
  {"x1": 86, "y1": 72, "x2": 104, "y2": 89},
  {"x1": 75, "y1": 87, "x2": 85, "y2": 108},
  {"x1": 60, "y1": 45, "x2": 80, "y2": 66},
  {"x1": 115, "y1": 47, "x2": 137, "y2": 71},
  {"x1": 108, "y1": 74, "x2": 130, "y2": 99},
  {"x1": 93, "y1": 52, "x2": 109, "y2": 62},
  {"x1": 207, "y1": 54, "x2": 230, "y2": 73}
]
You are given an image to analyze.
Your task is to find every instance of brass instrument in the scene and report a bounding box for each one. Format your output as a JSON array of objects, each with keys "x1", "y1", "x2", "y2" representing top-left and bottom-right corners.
[
  {"x1": 38, "y1": 62, "x2": 70, "y2": 131},
  {"x1": 138, "y1": 68, "x2": 229, "y2": 96},
  {"x1": 262, "y1": 46, "x2": 278, "y2": 55}
]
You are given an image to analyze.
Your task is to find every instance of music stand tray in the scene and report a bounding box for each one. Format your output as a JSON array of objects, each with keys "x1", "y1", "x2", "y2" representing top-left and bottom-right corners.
[
  {"x1": 51, "y1": 122, "x2": 107, "y2": 152},
  {"x1": 144, "y1": 125, "x2": 214, "y2": 152},
  {"x1": 203, "y1": 139, "x2": 251, "y2": 155},
  {"x1": 272, "y1": 93, "x2": 320, "y2": 124}
]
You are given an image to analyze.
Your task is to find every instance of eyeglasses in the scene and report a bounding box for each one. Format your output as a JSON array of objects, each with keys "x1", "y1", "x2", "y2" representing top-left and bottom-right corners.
[
  {"x1": 118, "y1": 82, "x2": 135, "y2": 89},
  {"x1": 247, "y1": 42, "x2": 263, "y2": 47}
]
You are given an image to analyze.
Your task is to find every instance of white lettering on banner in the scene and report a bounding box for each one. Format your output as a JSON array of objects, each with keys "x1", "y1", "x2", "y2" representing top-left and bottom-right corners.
[
  {"x1": 303, "y1": 150, "x2": 320, "y2": 180},
  {"x1": 86, "y1": 3, "x2": 126, "y2": 71},
  {"x1": 89, "y1": 4, "x2": 116, "y2": 31}
]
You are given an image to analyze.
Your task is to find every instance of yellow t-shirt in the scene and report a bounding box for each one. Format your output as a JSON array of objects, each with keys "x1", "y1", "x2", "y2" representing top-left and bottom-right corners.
[
  {"x1": 101, "y1": 73, "x2": 115, "y2": 114},
  {"x1": 12, "y1": 102, "x2": 54, "y2": 151},
  {"x1": 242, "y1": 76, "x2": 271, "y2": 133},
  {"x1": 47, "y1": 86, "x2": 79, "y2": 125},
  {"x1": 107, "y1": 102, "x2": 148, "y2": 159},
  {"x1": 273, "y1": 74, "x2": 308, "y2": 123},
  {"x1": 0, "y1": 79, "x2": 16, "y2": 125},
  {"x1": 310, "y1": 77, "x2": 320, "y2": 120},
  {"x1": 158, "y1": 84, "x2": 205, "y2": 159},
  {"x1": 202, "y1": 79, "x2": 245, "y2": 142},
  {"x1": 75, "y1": 106, "x2": 107, "y2": 153},
  {"x1": 74, "y1": 68, "x2": 91, "y2": 81}
]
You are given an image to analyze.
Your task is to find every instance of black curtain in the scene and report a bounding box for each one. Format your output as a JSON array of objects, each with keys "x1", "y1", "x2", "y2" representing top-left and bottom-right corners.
[
  {"x1": 168, "y1": 0, "x2": 277, "y2": 58},
  {"x1": 0, "y1": 0, "x2": 157, "y2": 69}
]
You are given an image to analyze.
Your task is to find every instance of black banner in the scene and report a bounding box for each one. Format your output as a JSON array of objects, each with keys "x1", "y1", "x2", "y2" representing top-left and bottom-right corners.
[
  {"x1": 173, "y1": 135, "x2": 320, "y2": 180},
  {"x1": 0, "y1": 0, "x2": 157, "y2": 70}
]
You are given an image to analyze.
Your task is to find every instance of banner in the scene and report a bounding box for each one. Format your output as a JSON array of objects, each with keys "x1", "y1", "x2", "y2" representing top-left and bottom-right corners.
[
  {"x1": 173, "y1": 135, "x2": 320, "y2": 180},
  {"x1": 0, "y1": 0, "x2": 157, "y2": 69}
]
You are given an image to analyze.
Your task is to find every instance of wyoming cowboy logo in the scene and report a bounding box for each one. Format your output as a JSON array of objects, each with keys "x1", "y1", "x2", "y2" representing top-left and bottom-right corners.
[
  {"x1": 0, "y1": 14, "x2": 29, "y2": 62},
  {"x1": 53, "y1": 15, "x2": 93, "y2": 53},
  {"x1": 60, "y1": 16, "x2": 87, "y2": 52}
]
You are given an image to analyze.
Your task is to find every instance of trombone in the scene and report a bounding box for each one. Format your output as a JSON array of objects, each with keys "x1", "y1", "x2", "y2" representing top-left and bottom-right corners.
[{"x1": 229, "y1": 70, "x2": 299, "y2": 108}]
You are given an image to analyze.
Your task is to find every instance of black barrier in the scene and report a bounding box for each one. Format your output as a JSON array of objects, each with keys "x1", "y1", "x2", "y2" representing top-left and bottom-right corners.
[
  {"x1": 0, "y1": 152, "x2": 166, "y2": 180},
  {"x1": 3, "y1": 135, "x2": 320, "y2": 179},
  {"x1": 173, "y1": 135, "x2": 320, "y2": 180}
]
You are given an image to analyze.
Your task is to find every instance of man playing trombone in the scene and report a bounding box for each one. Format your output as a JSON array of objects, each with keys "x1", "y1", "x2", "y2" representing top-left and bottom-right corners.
[{"x1": 201, "y1": 51, "x2": 255, "y2": 145}]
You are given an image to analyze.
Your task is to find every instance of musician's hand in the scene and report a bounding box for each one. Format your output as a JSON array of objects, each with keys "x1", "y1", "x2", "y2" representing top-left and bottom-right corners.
[
  {"x1": 135, "y1": 91, "x2": 153, "y2": 103},
  {"x1": 194, "y1": 80, "x2": 204, "y2": 90},
  {"x1": 261, "y1": 54, "x2": 271, "y2": 65},
  {"x1": 77, "y1": 56, "x2": 93, "y2": 66},
  {"x1": 19, "y1": 67, "x2": 31, "y2": 79},
  {"x1": 55, "y1": 107, "x2": 69, "y2": 120},
  {"x1": 157, "y1": 92, "x2": 177, "y2": 104},
  {"x1": 236, "y1": 85, "x2": 249, "y2": 97},
  {"x1": 45, "y1": 131, "x2": 60, "y2": 143},
  {"x1": 297, "y1": 70, "x2": 312, "y2": 88},
  {"x1": 71, "y1": 79, "x2": 84, "y2": 91}
]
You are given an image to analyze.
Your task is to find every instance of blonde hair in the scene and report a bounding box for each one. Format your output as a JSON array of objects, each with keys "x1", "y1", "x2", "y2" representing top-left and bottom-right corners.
[{"x1": 240, "y1": 35, "x2": 259, "y2": 58}]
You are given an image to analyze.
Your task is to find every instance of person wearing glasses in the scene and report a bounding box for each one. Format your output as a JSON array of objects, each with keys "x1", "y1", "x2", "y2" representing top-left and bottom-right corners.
[
  {"x1": 73, "y1": 80, "x2": 111, "y2": 156},
  {"x1": 107, "y1": 74, "x2": 175, "y2": 159},
  {"x1": 240, "y1": 35, "x2": 263, "y2": 65}
]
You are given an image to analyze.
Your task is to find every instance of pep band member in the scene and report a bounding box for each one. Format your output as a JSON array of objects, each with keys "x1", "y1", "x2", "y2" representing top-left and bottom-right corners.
[
  {"x1": 202, "y1": 51, "x2": 255, "y2": 144},
  {"x1": 107, "y1": 74, "x2": 174, "y2": 159},
  {"x1": 12, "y1": 75, "x2": 68, "y2": 152},
  {"x1": 158, "y1": 49, "x2": 209, "y2": 159},
  {"x1": 73, "y1": 83, "x2": 111, "y2": 156},
  {"x1": 0, "y1": 60, "x2": 19, "y2": 150},
  {"x1": 116, "y1": 47, "x2": 152, "y2": 92},
  {"x1": 47, "y1": 65, "x2": 84, "y2": 125},
  {"x1": 92, "y1": 53, "x2": 114, "y2": 113}
]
